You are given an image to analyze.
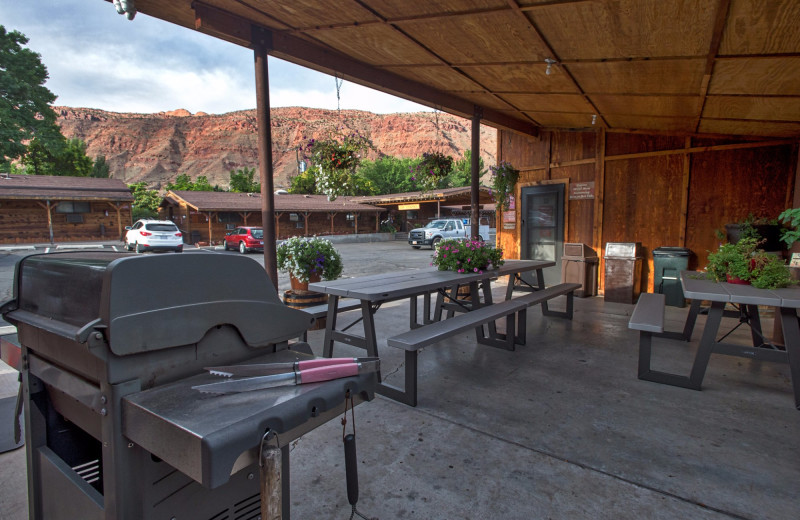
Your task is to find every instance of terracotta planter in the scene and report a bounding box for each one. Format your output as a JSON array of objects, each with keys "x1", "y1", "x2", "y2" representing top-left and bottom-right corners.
[
  {"x1": 290, "y1": 272, "x2": 321, "y2": 292},
  {"x1": 725, "y1": 273, "x2": 750, "y2": 285}
]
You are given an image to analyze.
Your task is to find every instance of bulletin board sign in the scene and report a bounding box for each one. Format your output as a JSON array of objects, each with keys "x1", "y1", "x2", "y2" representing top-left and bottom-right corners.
[{"x1": 569, "y1": 182, "x2": 595, "y2": 200}]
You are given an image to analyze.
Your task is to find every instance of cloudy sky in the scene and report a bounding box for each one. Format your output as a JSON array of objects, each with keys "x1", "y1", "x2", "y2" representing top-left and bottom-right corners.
[{"x1": 1, "y1": 0, "x2": 430, "y2": 115}]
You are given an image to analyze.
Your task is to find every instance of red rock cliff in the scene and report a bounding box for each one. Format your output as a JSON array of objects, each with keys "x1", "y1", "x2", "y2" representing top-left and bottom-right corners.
[{"x1": 54, "y1": 106, "x2": 497, "y2": 189}]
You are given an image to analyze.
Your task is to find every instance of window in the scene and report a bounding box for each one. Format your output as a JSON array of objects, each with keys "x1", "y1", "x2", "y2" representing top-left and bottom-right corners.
[
  {"x1": 289, "y1": 213, "x2": 299, "y2": 222},
  {"x1": 55, "y1": 201, "x2": 91, "y2": 213},
  {"x1": 406, "y1": 210, "x2": 418, "y2": 220},
  {"x1": 65, "y1": 214, "x2": 84, "y2": 223},
  {"x1": 218, "y1": 212, "x2": 238, "y2": 223}
]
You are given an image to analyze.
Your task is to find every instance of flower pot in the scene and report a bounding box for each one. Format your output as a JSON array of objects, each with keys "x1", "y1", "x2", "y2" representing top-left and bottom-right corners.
[
  {"x1": 290, "y1": 272, "x2": 321, "y2": 292},
  {"x1": 725, "y1": 273, "x2": 750, "y2": 285}
]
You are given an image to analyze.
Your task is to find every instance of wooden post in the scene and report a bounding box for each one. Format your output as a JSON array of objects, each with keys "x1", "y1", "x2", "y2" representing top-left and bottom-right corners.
[
  {"x1": 37, "y1": 200, "x2": 55, "y2": 244},
  {"x1": 303, "y1": 212, "x2": 310, "y2": 236},
  {"x1": 254, "y1": 29, "x2": 279, "y2": 288},
  {"x1": 679, "y1": 136, "x2": 691, "y2": 246},
  {"x1": 260, "y1": 436, "x2": 282, "y2": 520},
  {"x1": 329, "y1": 211, "x2": 336, "y2": 234},
  {"x1": 470, "y1": 106, "x2": 482, "y2": 239},
  {"x1": 206, "y1": 212, "x2": 214, "y2": 244},
  {"x1": 354, "y1": 212, "x2": 359, "y2": 235},
  {"x1": 275, "y1": 212, "x2": 283, "y2": 240}
]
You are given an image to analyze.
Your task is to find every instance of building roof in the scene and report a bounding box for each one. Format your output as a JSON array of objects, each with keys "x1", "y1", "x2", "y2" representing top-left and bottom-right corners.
[
  {"x1": 165, "y1": 190, "x2": 384, "y2": 213},
  {"x1": 135, "y1": 0, "x2": 800, "y2": 138},
  {"x1": 350, "y1": 186, "x2": 494, "y2": 205},
  {"x1": 0, "y1": 174, "x2": 133, "y2": 201}
]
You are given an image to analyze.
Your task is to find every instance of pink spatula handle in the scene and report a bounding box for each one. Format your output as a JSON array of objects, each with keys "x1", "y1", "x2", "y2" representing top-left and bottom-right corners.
[
  {"x1": 297, "y1": 358, "x2": 357, "y2": 370},
  {"x1": 298, "y1": 364, "x2": 359, "y2": 384}
]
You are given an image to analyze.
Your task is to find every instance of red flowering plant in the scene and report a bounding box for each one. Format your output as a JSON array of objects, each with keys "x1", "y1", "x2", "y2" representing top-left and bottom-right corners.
[
  {"x1": 431, "y1": 238, "x2": 504, "y2": 274},
  {"x1": 411, "y1": 151, "x2": 454, "y2": 193},
  {"x1": 303, "y1": 131, "x2": 375, "y2": 200}
]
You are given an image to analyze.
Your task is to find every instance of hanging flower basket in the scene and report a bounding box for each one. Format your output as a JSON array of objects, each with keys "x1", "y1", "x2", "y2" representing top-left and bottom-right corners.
[
  {"x1": 411, "y1": 152, "x2": 453, "y2": 193},
  {"x1": 490, "y1": 161, "x2": 520, "y2": 211},
  {"x1": 303, "y1": 132, "x2": 374, "y2": 200}
]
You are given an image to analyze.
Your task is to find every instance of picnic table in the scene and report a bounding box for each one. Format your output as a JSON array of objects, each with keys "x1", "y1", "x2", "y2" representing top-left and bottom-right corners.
[
  {"x1": 632, "y1": 271, "x2": 800, "y2": 410},
  {"x1": 309, "y1": 260, "x2": 568, "y2": 404}
]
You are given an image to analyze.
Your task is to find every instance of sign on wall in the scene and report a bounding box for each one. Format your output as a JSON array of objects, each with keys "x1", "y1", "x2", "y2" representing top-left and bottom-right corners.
[
  {"x1": 569, "y1": 182, "x2": 595, "y2": 200},
  {"x1": 398, "y1": 203, "x2": 420, "y2": 210}
]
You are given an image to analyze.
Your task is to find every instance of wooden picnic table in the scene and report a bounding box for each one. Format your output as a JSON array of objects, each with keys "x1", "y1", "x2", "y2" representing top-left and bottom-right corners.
[
  {"x1": 638, "y1": 271, "x2": 800, "y2": 410},
  {"x1": 309, "y1": 259, "x2": 554, "y2": 403}
]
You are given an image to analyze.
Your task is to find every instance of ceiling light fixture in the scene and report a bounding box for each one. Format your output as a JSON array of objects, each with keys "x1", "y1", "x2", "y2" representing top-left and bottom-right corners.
[
  {"x1": 544, "y1": 58, "x2": 558, "y2": 75},
  {"x1": 592, "y1": 115, "x2": 597, "y2": 125}
]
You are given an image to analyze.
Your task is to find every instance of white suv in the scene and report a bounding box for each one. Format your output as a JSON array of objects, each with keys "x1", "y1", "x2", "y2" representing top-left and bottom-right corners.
[{"x1": 125, "y1": 219, "x2": 183, "y2": 253}]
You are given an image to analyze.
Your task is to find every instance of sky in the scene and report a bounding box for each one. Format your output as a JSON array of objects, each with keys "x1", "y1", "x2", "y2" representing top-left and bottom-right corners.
[{"x1": 1, "y1": 0, "x2": 431, "y2": 115}]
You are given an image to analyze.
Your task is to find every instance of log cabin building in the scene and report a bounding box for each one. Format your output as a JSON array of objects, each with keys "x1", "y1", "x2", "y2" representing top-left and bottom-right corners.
[
  {"x1": 351, "y1": 186, "x2": 496, "y2": 232},
  {"x1": 0, "y1": 174, "x2": 133, "y2": 244},
  {"x1": 161, "y1": 190, "x2": 385, "y2": 244}
]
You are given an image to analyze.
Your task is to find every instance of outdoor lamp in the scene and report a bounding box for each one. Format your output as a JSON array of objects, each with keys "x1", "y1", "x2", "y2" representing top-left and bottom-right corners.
[{"x1": 113, "y1": 0, "x2": 137, "y2": 20}]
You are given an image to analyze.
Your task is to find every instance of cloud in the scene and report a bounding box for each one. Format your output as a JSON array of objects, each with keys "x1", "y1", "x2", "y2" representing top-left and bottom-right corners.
[{"x1": 1, "y1": 0, "x2": 430, "y2": 115}]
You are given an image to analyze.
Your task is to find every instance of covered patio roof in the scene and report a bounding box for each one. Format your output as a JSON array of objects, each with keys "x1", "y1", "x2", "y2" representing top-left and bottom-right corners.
[{"x1": 130, "y1": 0, "x2": 800, "y2": 138}]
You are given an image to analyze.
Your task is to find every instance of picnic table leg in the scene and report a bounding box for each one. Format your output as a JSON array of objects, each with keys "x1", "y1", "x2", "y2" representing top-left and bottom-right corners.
[
  {"x1": 681, "y1": 299, "x2": 702, "y2": 341},
  {"x1": 322, "y1": 295, "x2": 340, "y2": 358},
  {"x1": 687, "y1": 301, "x2": 725, "y2": 389},
  {"x1": 779, "y1": 307, "x2": 800, "y2": 410}
]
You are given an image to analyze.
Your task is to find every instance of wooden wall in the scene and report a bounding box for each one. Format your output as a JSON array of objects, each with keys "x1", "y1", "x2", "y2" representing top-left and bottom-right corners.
[
  {"x1": 0, "y1": 200, "x2": 132, "y2": 244},
  {"x1": 498, "y1": 129, "x2": 799, "y2": 294}
]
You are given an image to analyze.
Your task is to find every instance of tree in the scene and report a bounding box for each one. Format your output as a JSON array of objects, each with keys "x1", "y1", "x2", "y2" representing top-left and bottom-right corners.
[
  {"x1": 358, "y1": 156, "x2": 418, "y2": 194},
  {"x1": 166, "y1": 173, "x2": 218, "y2": 192},
  {"x1": 449, "y1": 150, "x2": 486, "y2": 188},
  {"x1": 0, "y1": 26, "x2": 63, "y2": 172},
  {"x1": 229, "y1": 167, "x2": 260, "y2": 193},
  {"x1": 128, "y1": 182, "x2": 161, "y2": 220},
  {"x1": 288, "y1": 169, "x2": 319, "y2": 195},
  {"x1": 55, "y1": 138, "x2": 94, "y2": 177},
  {"x1": 91, "y1": 155, "x2": 110, "y2": 178}
]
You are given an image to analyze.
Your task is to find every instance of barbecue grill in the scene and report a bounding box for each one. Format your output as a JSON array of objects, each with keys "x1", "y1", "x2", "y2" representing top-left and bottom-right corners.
[{"x1": 0, "y1": 251, "x2": 376, "y2": 520}]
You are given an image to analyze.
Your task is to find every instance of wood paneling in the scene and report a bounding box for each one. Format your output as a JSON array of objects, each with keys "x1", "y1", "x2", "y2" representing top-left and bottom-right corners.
[
  {"x1": 720, "y1": 0, "x2": 800, "y2": 54},
  {"x1": 709, "y1": 57, "x2": 800, "y2": 96},
  {"x1": 498, "y1": 128, "x2": 798, "y2": 294},
  {"x1": 0, "y1": 201, "x2": 132, "y2": 244},
  {"x1": 569, "y1": 60, "x2": 707, "y2": 96},
  {"x1": 531, "y1": 0, "x2": 717, "y2": 60},
  {"x1": 686, "y1": 145, "x2": 797, "y2": 270}
]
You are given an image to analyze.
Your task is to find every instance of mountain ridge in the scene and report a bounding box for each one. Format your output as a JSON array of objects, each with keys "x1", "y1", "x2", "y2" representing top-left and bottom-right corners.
[{"x1": 54, "y1": 106, "x2": 497, "y2": 190}]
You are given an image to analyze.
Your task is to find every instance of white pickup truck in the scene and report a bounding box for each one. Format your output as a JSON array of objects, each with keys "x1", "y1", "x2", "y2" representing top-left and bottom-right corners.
[{"x1": 408, "y1": 217, "x2": 494, "y2": 249}]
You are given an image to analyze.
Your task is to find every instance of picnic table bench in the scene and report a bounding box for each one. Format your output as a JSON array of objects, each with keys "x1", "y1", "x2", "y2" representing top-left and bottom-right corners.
[{"x1": 387, "y1": 282, "x2": 581, "y2": 406}]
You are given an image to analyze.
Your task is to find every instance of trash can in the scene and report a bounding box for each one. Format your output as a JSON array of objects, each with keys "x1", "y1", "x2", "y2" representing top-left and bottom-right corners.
[
  {"x1": 190, "y1": 229, "x2": 202, "y2": 244},
  {"x1": 561, "y1": 243, "x2": 598, "y2": 297},
  {"x1": 603, "y1": 242, "x2": 643, "y2": 304},
  {"x1": 653, "y1": 247, "x2": 692, "y2": 307}
]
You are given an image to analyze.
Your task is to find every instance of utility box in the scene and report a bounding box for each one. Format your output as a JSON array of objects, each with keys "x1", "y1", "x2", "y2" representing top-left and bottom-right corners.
[
  {"x1": 603, "y1": 242, "x2": 643, "y2": 304},
  {"x1": 653, "y1": 247, "x2": 692, "y2": 307},
  {"x1": 561, "y1": 243, "x2": 598, "y2": 297}
]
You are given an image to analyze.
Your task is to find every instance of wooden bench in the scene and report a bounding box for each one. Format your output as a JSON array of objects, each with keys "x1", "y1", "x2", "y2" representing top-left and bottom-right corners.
[
  {"x1": 296, "y1": 299, "x2": 361, "y2": 341},
  {"x1": 629, "y1": 292, "x2": 698, "y2": 389},
  {"x1": 385, "y1": 282, "x2": 582, "y2": 406}
]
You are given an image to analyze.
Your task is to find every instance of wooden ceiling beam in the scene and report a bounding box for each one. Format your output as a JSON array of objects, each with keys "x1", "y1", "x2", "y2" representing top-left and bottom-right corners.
[{"x1": 693, "y1": 0, "x2": 732, "y2": 133}]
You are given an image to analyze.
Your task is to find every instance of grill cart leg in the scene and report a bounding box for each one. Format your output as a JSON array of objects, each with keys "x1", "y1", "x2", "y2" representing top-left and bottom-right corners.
[{"x1": 260, "y1": 430, "x2": 283, "y2": 520}]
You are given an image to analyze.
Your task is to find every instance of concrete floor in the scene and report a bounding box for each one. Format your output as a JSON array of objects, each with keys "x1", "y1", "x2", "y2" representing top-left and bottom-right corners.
[{"x1": 2, "y1": 291, "x2": 799, "y2": 519}]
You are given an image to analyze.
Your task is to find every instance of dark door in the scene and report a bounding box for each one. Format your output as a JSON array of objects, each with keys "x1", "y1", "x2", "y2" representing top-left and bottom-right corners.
[{"x1": 521, "y1": 184, "x2": 565, "y2": 287}]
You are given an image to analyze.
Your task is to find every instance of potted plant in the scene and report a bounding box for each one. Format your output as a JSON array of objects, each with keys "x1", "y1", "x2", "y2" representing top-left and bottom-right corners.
[
  {"x1": 490, "y1": 161, "x2": 520, "y2": 211},
  {"x1": 411, "y1": 151, "x2": 453, "y2": 193},
  {"x1": 778, "y1": 207, "x2": 800, "y2": 249},
  {"x1": 705, "y1": 237, "x2": 793, "y2": 289},
  {"x1": 276, "y1": 236, "x2": 343, "y2": 291},
  {"x1": 431, "y1": 238, "x2": 504, "y2": 274},
  {"x1": 303, "y1": 132, "x2": 374, "y2": 201},
  {"x1": 721, "y1": 214, "x2": 783, "y2": 251}
]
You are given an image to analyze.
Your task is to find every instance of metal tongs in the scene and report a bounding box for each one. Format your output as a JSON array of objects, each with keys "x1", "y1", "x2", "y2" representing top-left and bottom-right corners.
[{"x1": 192, "y1": 357, "x2": 380, "y2": 394}]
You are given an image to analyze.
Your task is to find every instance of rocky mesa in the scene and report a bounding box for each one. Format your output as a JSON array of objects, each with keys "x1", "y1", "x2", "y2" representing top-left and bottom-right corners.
[{"x1": 55, "y1": 106, "x2": 497, "y2": 189}]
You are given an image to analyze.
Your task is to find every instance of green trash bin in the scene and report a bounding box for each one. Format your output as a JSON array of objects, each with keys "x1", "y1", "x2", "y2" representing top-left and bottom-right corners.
[{"x1": 653, "y1": 247, "x2": 692, "y2": 307}]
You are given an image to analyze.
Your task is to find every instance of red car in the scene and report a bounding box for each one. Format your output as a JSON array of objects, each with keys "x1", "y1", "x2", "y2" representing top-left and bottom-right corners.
[{"x1": 224, "y1": 227, "x2": 264, "y2": 254}]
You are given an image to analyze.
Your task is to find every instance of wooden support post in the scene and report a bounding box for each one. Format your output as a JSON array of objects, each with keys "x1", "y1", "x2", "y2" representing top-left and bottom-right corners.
[
  {"x1": 275, "y1": 212, "x2": 283, "y2": 240},
  {"x1": 680, "y1": 136, "x2": 691, "y2": 246},
  {"x1": 260, "y1": 435, "x2": 282, "y2": 520},
  {"x1": 254, "y1": 29, "x2": 279, "y2": 288},
  {"x1": 471, "y1": 106, "x2": 482, "y2": 239},
  {"x1": 303, "y1": 212, "x2": 310, "y2": 236},
  {"x1": 354, "y1": 212, "x2": 359, "y2": 235},
  {"x1": 329, "y1": 211, "x2": 336, "y2": 234}
]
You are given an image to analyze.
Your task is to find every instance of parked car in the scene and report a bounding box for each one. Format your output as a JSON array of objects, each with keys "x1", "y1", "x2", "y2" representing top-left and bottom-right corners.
[
  {"x1": 124, "y1": 219, "x2": 183, "y2": 253},
  {"x1": 224, "y1": 227, "x2": 264, "y2": 254}
]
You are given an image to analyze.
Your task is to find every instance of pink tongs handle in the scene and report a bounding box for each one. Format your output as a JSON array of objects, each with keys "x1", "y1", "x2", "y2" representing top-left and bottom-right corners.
[
  {"x1": 298, "y1": 363, "x2": 360, "y2": 384},
  {"x1": 296, "y1": 358, "x2": 358, "y2": 370}
]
